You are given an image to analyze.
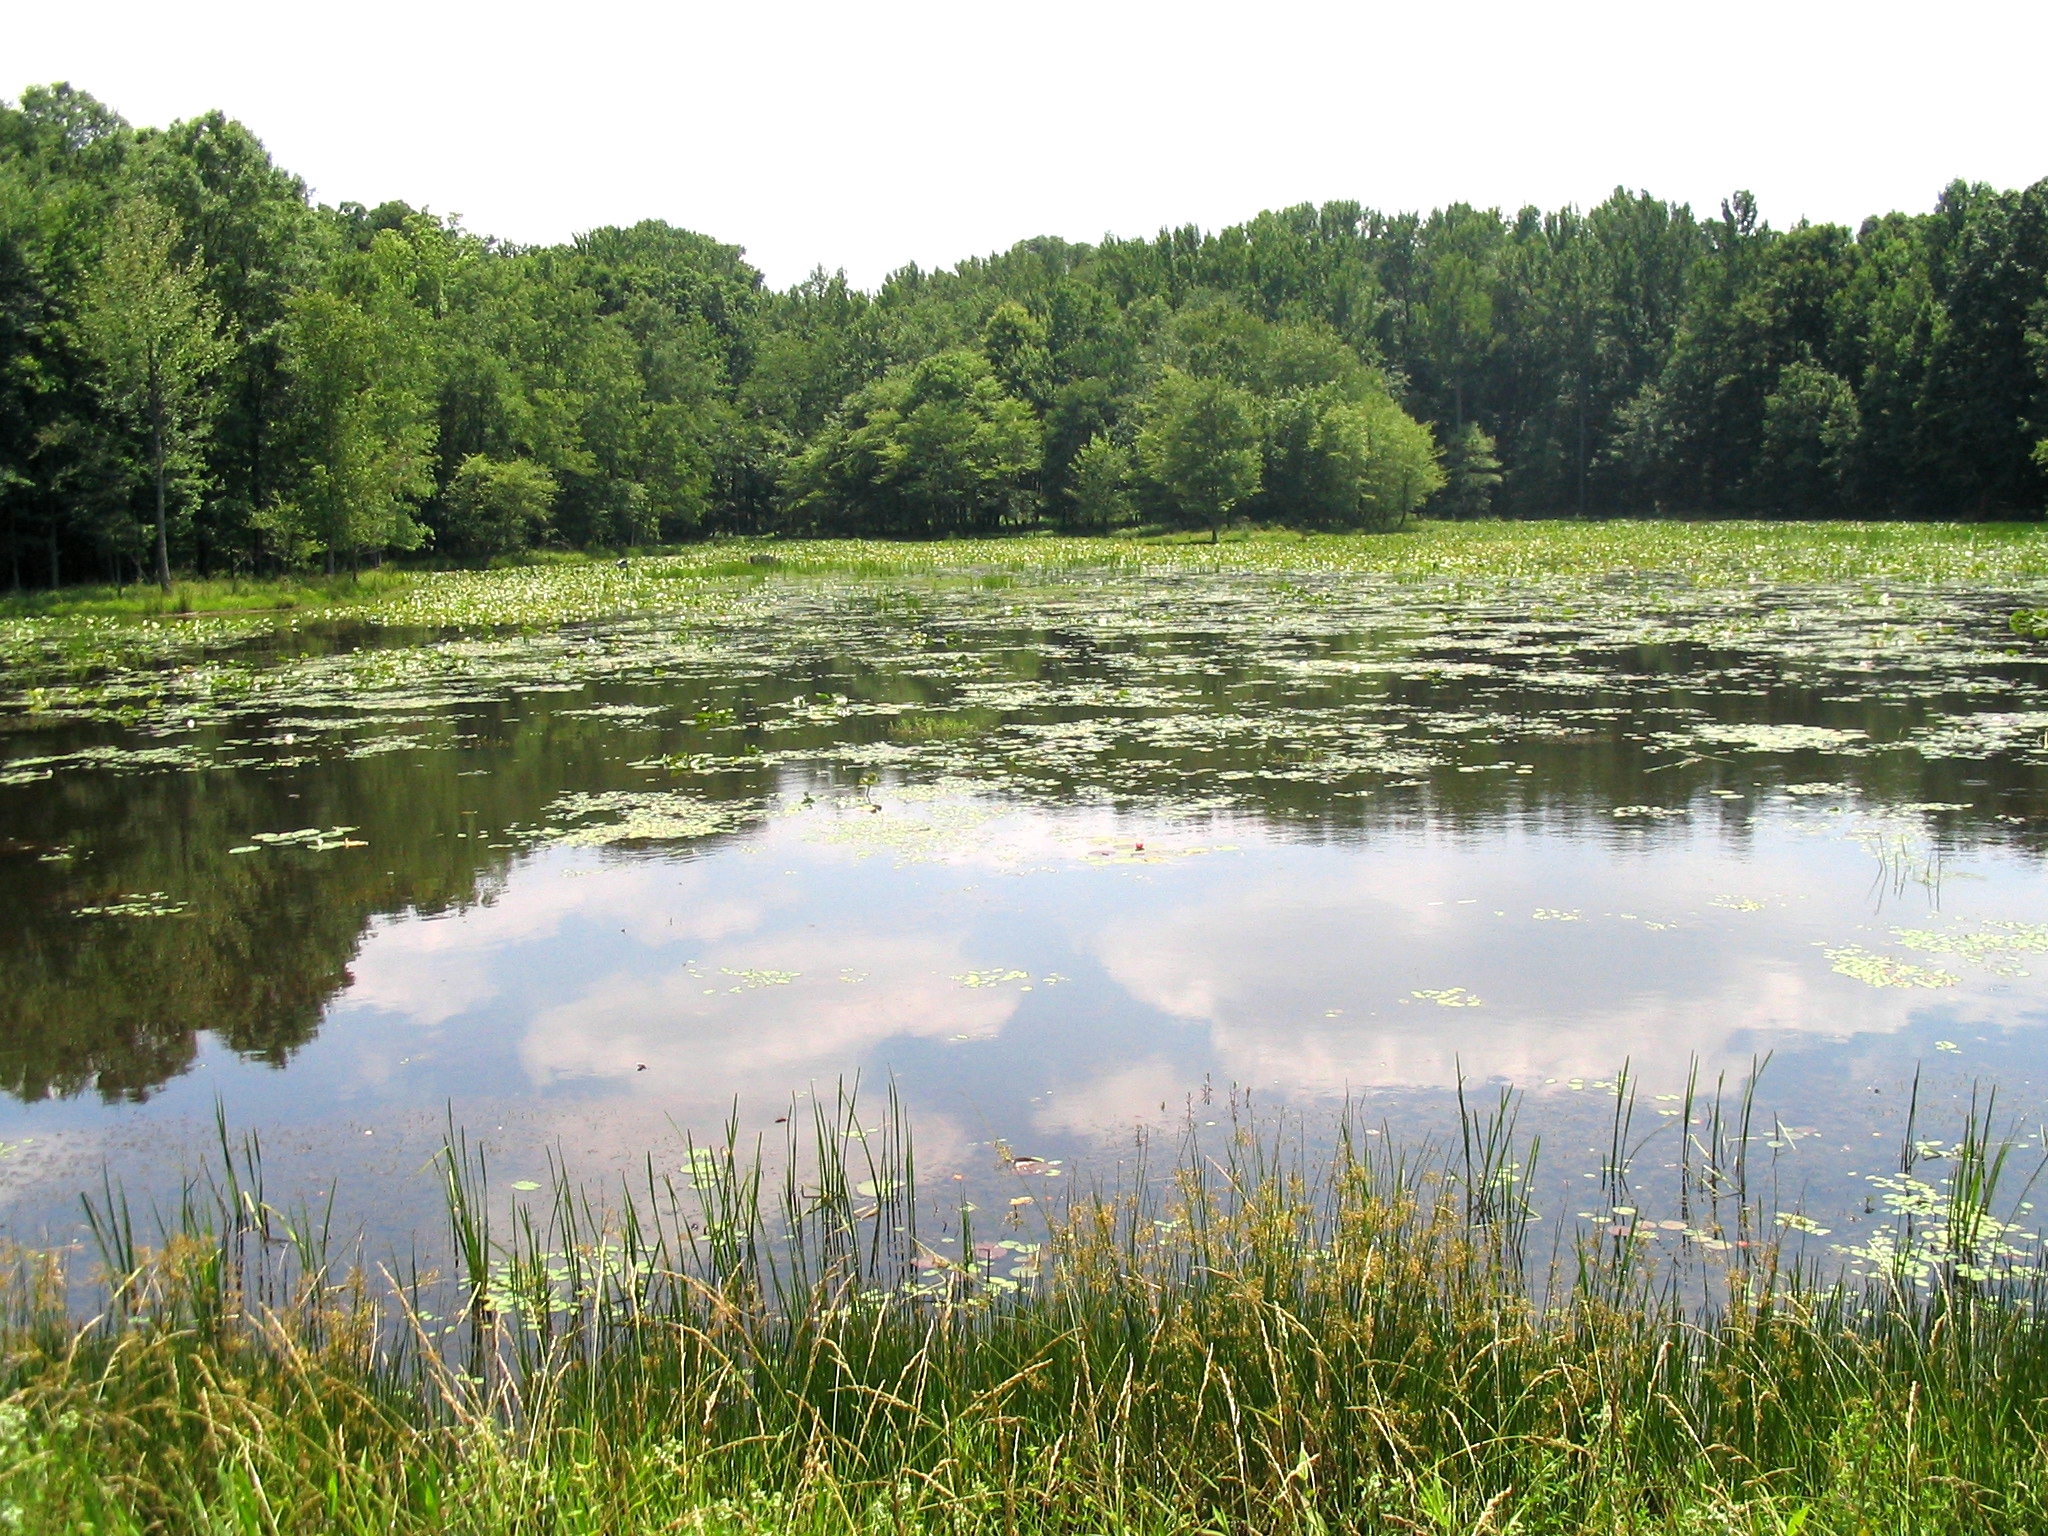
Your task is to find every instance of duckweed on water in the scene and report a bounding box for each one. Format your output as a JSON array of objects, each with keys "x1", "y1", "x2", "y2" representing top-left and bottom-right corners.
[
  {"x1": 718, "y1": 968, "x2": 799, "y2": 991},
  {"x1": 12, "y1": 520, "x2": 2048, "y2": 641},
  {"x1": 9, "y1": 530, "x2": 2048, "y2": 1145}
]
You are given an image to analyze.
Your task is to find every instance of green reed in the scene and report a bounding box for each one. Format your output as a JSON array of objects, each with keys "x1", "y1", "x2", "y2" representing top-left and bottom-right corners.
[{"x1": 1, "y1": 1076, "x2": 2045, "y2": 1533}]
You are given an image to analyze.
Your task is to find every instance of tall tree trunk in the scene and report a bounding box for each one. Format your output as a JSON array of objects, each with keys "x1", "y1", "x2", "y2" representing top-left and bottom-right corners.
[
  {"x1": 1577, "y1": 383, "x2": 1588, "y2": 517},
  {"x1": 151, "y1": 413, "x2": 171, "y2": 592}
]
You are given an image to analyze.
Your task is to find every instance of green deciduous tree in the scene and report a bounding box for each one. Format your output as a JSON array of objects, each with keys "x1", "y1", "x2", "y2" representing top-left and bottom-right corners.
[
  {"x1": 440, "y1": 454, "x2": 557, "y2": 555},
  {"x1": 1066, "y1": 433, "x2": 1136, "y2": 530},
  {"x1": 1413, "y1": 209, "x2": 1500, "y2": 433},
  {"x1": 981, "y1": 301, "x2": 1053, "y2": 409},
  {"x1": 1757, "y1": 360, "x2": 1860, "y2": 514},
  {"x1": 76, "y1": 195, "x2": 229, "y2": 588},
  {"x1": 1135, "y1": 369, "x2": 1263, "y2": 541},
  {"x1": 784, "y1": 350, "x2": 1040, "y2": 536},
  {"x1": 268, "y1": 225, "x2": 439, "y2": 570},
  {"x1": 139, "y1": 110, "x2": 317, "y2": 569}
]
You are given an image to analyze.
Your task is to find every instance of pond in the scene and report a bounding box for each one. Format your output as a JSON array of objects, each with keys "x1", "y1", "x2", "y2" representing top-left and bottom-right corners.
[{"x1": 4, "y1": 563, "x2": 2047, "y2": 1275}]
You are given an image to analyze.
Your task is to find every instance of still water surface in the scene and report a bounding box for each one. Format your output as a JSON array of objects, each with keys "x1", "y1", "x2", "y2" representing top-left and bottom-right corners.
[{"x1": 4, "y1": 571, "x2": 2047, "y2": 1258}]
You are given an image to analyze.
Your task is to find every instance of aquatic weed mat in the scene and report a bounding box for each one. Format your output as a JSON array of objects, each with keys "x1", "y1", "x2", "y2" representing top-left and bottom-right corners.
[
  {"x1": 5, "y1": 557, "x2": 2047, "y2": 819},
  {"x1": 6, "y1": 518, "x2": 2048, "y2": 672}
]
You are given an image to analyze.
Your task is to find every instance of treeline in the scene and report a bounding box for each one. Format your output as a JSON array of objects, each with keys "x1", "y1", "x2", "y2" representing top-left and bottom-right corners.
[{"x1": 3, "y1": 85, "x2": 2046, "y2": 587}]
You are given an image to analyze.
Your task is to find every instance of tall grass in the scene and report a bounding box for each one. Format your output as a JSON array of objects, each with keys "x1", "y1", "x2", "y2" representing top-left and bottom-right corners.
[
  {"x1": 1, "y1": 1080, "x2": 2045, "y2": 1533},
  {"x1": 0, "y1": 569, "x2": 417, "y2": 620}
]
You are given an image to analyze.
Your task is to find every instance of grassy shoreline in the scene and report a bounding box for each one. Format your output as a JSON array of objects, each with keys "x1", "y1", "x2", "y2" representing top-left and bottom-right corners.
[{"x1": 1, "y1": 1090, "x2": 2043, "y2": 1534}]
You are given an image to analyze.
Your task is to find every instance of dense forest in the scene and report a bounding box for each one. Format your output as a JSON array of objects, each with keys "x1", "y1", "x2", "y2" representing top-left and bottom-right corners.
[{"x1": 3, "y1": 84, "x2": 2046, "y2": 587}]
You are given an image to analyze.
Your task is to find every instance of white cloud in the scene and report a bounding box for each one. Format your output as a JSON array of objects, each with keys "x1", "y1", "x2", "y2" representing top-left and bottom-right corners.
[
  {"x1": 516, "y1": 929, "x2": 1023, "y2": 1097},
  {"x1": 1087, "y1": 831, "x2": 2038, "y2": 1095},
  {"x1": 335, "y1": 853, "x2": 766, "y2": 1027},
  {"x1": 1025, "y1": 1058, "x2": 1190, "y2": 1141}
]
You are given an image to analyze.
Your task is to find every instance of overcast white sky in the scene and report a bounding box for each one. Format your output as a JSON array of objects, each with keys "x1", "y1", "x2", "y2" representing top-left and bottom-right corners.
[{"x1": 10, "y1": 0, "x2": 2045, "y2": 290}]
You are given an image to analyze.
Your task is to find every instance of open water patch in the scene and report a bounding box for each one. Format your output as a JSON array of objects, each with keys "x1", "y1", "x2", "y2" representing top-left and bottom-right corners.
[{"x1": 1, "y1": 567, "x2": 2046, "y2": 1261}]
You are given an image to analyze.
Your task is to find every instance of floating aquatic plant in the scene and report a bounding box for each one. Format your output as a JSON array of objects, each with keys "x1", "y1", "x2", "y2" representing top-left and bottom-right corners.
[
  {"x1": 72, "y1": 892, "x2": 188, "y2": 918},
  {"x1": 719, "y1": 968, "x2": 798, "y2": 991},
  {"x1": 952, "y1": 969, "x2": 1029, "y2": 989},
  {"x1": 235, "y1": 825, "x2": 366, "y2": 853},
  {"x1": 1891, "y1": 921, "x2": 2048, "y2": 977},
  {"x1": 1826, "y1": 944, "x2": 1960, "y2": 989},
  {"x1": 527, "y1": 790, "x2": 764, "y2": 848}
]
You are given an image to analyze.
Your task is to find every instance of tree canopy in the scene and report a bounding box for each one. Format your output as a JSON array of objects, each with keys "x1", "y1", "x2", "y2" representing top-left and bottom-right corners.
[{"x1": 3, "y1": 83, "x2": 2046, "y2": 585}]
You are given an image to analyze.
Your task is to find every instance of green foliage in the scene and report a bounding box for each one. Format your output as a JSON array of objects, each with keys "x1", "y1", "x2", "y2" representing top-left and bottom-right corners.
[
  {"x1": 1435, "y1": 420, "x2": 1501, "y2": 518},
  {"x1": 5, "y1": 84, "x2": 2048, "y2": 592},
  {"x1": 1135, "y1": 368, "x2": 1263, "y2": 539},
  {"x1": 439, "y1": 454, "x2": 557, "y2": 555},
  {"x1": 136, "y1": 109, "x2": 318, "y2": 565},
  {"x1": 1264, "y1": 383, "x2": 1444, "y2": 528},
  {"x1": 784, "y1": 351, "x2": 1041, "y2": 536},
  {"x1": 1433, "y1": 421, "x2": 1515, "y2": 524},
  {"x1": 978, "y1": 300, "x2": 1052, "y2": 408},
  {"x1": 265, "y1": 225, "x2": 440, "y2": 569},
  {"x1": 1759, "y1": 360, "x2": 1861, "y2": 514},
  {"x1": 75, "y1": 195, "x2": 230, "y2": 587},
  {"x1": 1064, "y1": 433, "x2": 1136, "y2": 530}
]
